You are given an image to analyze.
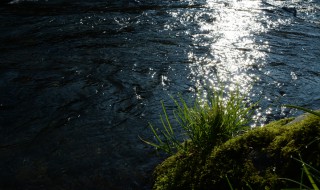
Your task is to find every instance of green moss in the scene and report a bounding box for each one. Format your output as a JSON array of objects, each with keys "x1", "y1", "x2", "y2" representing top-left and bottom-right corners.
[{"x1": 153, "y1": 115, "x2": 320, "y2": 190}]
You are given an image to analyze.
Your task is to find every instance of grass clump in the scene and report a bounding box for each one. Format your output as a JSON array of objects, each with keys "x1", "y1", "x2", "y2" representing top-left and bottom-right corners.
[{"x1": 141, "y1": 86, "x2": 255, "y2": 155}]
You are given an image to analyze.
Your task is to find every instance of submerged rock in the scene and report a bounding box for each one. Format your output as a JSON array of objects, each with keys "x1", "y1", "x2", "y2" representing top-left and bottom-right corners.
[{"x1": 152, "y1": 114, "x2": 320, "y2": 189}]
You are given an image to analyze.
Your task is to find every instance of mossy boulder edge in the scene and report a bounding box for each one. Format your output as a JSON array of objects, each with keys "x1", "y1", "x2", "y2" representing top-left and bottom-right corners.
[{"x1": 152, "y1": 114, "x2": 320, "y2": 190}]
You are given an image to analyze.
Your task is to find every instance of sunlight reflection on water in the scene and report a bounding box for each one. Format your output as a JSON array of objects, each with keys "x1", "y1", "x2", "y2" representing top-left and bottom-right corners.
[
  {"x1": 191, "y1": 1, "x2": 268, "y2": 91},
  {"x1": 164, "y1": 0, "x2": 270, "y2": 125},
  {"x1": 162, "y1": 0, "x2": 316, "y2": 126}
]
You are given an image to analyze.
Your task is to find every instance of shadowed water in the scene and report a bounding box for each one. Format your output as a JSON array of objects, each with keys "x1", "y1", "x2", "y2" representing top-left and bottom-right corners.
[{"x1": 0, "y1": 0, "x2": 319, "y2": 189}]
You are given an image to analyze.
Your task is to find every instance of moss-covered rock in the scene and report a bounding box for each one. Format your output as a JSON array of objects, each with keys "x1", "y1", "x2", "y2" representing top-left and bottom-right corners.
[{"x1": 153, "y1": 115, "x2": 320, "y2": 190}]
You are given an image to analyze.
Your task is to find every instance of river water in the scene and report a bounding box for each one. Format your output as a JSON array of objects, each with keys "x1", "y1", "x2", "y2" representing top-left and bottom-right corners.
[{"x1": 0, "y1": 0, "x2": 319, "y2": 189}]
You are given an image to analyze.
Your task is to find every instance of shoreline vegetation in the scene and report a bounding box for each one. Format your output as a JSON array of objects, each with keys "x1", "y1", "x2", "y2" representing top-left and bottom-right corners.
[{"x1": 141, "y1": 87, "x2": 320, "y2": 189}]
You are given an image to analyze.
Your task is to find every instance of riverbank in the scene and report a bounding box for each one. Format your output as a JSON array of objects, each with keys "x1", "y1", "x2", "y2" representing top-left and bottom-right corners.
[
  {"x1": 1, "y1": 0, "x2": 319, "y2": 189},
  {"x1": 152, "y1": 113, "x2": 320, "y2": 189}
]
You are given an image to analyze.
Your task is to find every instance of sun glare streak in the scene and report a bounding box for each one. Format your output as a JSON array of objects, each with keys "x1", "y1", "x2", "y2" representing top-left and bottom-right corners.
[
  {"x1": 163, "y1": 0, "x2": 277, "y2": 125},
  {"x1": 158, "y1": 0, "x2": 301, "y2": 125},
  {"x1": 185, "y1": 0, "x2": 271, "y2": 94}
]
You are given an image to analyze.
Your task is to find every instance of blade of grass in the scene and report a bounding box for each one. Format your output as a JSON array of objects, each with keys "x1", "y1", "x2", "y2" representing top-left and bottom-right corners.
[
  {"x1": 279, "y1": 178, "x2": 312, "y2": 189},
  {"x1": 225, "y1": 175, "x2": 234, "y2": 190},
  {"x1": 283, "y1": 105, "x2": 320, "y2": 118},
  {"x1": 297, "y1": 157, "x2": 319, "y2": 190},
  {"x1": 160, "y1": 101, "x2": 174, "y2": 135}
]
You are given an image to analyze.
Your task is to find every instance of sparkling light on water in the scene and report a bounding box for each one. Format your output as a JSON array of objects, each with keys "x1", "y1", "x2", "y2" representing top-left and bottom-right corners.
[
  {"x1": 189, "y1": 0, "x2": 269, "y2": 93},
  {"x1": 161, "y1": 0, "x2": 312, "y2": 126}
]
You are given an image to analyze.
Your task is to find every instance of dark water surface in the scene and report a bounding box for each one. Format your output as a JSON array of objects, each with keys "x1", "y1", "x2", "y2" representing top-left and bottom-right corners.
[{"x1": 0, "y1": 0, "x2": 319, "y2": 189}]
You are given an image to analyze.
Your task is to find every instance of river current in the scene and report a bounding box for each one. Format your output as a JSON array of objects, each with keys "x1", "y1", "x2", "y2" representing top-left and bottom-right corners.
[{"x1": 0, "y1": 0, "x2": 319, "y2": 189}]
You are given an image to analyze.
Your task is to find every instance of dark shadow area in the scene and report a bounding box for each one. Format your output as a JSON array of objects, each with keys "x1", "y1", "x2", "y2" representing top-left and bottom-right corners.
[{"x1": 0, "y1": 0, "x2": 208, "y2": 189}]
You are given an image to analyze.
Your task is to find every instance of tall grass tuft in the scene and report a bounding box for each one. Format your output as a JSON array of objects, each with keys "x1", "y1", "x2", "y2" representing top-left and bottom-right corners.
[{"x1": 141, "y1": 86, "x2": 255, "y2": 155}]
